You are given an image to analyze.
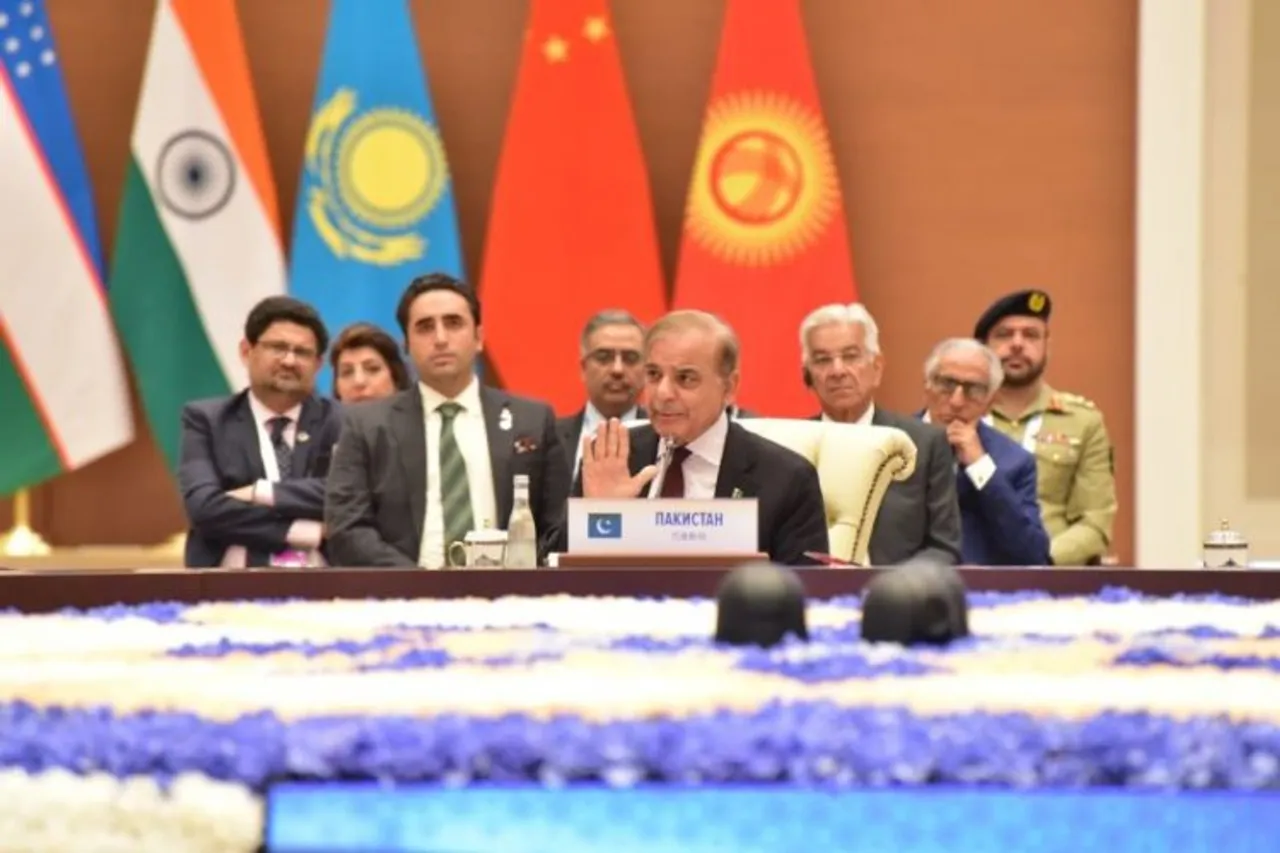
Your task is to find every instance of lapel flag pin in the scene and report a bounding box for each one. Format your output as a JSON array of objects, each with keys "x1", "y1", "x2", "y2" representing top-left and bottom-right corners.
[{"x1": 499, "y1": 407, "x2": 513, "y2": 432}]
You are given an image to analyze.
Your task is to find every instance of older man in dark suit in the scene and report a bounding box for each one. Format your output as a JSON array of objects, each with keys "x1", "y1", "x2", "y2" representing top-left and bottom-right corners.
[
  {"x1": 920, "y1": 337, "x2": 1050, "y2": 566},
  {"x1": 179, "y1": 296, "x2": 342, "y2": 568},
  {"x1": 326, "y1": 273, "x2": 569, "y2": 567},
  {"x1": 799, "y1": 302, "x2": 962, "y2": 566},
  {"x1": 574, "y1": 310, "x2": 828, "y2": 566}
]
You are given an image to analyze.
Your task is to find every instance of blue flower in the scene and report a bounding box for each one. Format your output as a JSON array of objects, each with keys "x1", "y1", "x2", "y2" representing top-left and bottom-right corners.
[
  {"x1": 60, "y1": 601, "x2": 191, "y2": 623},
  {"x1": 736, "y1": 648, "x2": 939, "y2": 682},
  {"x1": 4, "y1": 702, "x2": 1279, "y2": 793},
  {"x1": 169, "y1": 635, "x2": 406, "y2": 660},
  {"x1": 1112, "y1": 647, "x2": 1280, "y2": 673}
]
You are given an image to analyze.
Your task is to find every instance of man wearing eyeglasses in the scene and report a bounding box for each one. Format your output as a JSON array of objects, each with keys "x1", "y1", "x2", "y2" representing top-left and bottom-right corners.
[
  {"x1": 974, "y1": 290, "x2": 1117, "y2": 566},
  {"x1": 178, "y1": 296, "x2": 342, "y2": 568},
  {"x1": 920, "y1": 338, "x2": 1050, "y2": 566},
  {"x1": 558, "y1": 310, "x2": 648, "y2": 477},
  {"x1": 799, "y1": 303, "x2": 961, "y2": 566}
]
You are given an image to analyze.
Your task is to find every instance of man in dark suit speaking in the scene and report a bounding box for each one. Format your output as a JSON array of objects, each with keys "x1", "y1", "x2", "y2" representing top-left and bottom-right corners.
[
  {"x1": 920, "y1": 337, "x2": 1050, "y2": 566},
  {"x1": 325, "y1": 273, "x2": 569, "y2": 567},
  {"x1": 178, "y1": 296, "x2": 342, "y2": 568},
  {"x1": 572, "y1": 310, "x2": 828, "y2": 566}
]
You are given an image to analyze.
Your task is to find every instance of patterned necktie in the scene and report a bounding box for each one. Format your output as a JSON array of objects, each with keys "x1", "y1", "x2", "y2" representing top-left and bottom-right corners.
[
  {"x1": 659, "y1": 446, "x2": 692, "y2": 498},
  {"x1": 437, "y1": 402, "x2": 475, "y2": 550},
  {"x1": 267, "y1": 416, "x2": 293, "y2": 479}
]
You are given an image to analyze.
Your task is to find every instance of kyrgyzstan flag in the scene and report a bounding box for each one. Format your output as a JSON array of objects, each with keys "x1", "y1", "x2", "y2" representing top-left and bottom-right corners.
[
  {"x1": 480, "y1": 0, "x2": 666, "y2": 414},
  {"x1": 672, "y1": 0, "x2": 856, "y2": 417}
]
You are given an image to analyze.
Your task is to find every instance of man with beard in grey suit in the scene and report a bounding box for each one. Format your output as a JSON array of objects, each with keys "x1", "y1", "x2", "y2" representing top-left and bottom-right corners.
[
  {"x1": 799, "y1": 303, "x2": 962, "y2": 566},
  {"x1": 325, "y1": 273, "x2": 569, "y2": 567}
]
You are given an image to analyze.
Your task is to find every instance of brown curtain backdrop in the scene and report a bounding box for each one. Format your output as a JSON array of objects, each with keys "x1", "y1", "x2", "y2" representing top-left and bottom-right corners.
[{"x1": 2, "y1": 0, "x2": 1137, "y2": 563}]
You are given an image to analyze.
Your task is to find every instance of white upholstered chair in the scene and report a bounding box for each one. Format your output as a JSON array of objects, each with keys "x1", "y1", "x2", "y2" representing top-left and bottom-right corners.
[{"x1": 735, "y1": 418, "x2": 917, "y2": 566}]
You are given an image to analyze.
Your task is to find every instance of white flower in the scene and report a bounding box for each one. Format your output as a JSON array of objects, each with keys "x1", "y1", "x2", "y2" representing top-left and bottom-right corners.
[{"x1": 0, "y1": 768, "x2": 262, "y2": 853}]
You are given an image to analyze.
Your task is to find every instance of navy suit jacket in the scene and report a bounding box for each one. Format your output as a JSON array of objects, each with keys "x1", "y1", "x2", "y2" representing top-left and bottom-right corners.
[
  {"x1": 178, "y1": 391, "x2": 343, "y2": 568},
  {"x1": 949, "y1": 420, "x2": 1051, "y2": 566}
]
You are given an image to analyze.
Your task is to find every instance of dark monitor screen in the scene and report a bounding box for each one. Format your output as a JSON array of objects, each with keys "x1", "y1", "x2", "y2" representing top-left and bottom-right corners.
[{"x1": 265, "y1": 783, "x2": 1280, "y2": 852}]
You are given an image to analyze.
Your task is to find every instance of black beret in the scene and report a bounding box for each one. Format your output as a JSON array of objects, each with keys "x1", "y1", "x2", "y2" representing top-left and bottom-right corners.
[{"x1": 973, "y1": 290, "x2": 1052, "y2": 341}]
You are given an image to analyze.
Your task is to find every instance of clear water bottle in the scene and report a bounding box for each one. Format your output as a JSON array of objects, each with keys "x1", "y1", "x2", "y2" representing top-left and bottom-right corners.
[{"x1": 506, "y1": 474, "x2": 538, "y2": 569}]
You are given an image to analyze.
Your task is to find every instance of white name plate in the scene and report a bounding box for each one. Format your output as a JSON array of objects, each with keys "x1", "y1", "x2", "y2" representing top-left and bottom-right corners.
[{"x1": 567, "y1": 497, "x2": 759, "y2": 555}]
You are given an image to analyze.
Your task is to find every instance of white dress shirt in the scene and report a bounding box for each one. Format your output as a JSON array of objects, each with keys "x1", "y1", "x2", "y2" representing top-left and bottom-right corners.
[
  {"x1": 574, "y1": 402, "x2": 640, "y2": 472},
  {"x1": 822, "y1": 403, "x2": 876, "y2": 426},
  {"x1": 921, "y1": 410, "x2": 996, "y2": 490},
  {"x1": 663, "y1": 411, "x2": 729, "y2": 499},
  {"x1": 418, "y1": 379, "x2": 498, "y2": 569},
  {"x1": 220, "y1": 394, "x2": 322, "y2": 568}
]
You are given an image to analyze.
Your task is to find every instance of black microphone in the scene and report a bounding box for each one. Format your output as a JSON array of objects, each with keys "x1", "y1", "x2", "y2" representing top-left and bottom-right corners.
[
  {"x1": 714, "y1": 562, "x2": 809, "y2": 648},
  {"x1": 860, "y1": 558, "x2": 969, "y2": 646},
  {"x1": 649, "y1": 434, "x2": 676, "y2": 500}
]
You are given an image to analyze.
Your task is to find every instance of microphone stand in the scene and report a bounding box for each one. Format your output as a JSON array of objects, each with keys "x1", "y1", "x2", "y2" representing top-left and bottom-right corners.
[{"x1": 648, "y1": 435, "x2": 676, "y2": 499}]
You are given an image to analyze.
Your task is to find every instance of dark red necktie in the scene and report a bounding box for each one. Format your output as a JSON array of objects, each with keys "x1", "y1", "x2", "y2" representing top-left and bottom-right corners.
[{"x1": 659, "y1": 446, "x2": 692, "y2": 498}]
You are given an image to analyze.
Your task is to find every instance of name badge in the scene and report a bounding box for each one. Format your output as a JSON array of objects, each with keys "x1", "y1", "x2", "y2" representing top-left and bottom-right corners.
[{"x1": 566, "y1": 497, "x2": 759, "y2": 555}]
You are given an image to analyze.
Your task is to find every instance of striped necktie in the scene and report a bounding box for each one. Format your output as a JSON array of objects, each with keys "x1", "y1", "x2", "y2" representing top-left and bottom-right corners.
[
  {"x1": 437, "y1": 402, "x2": 475, "y2": 550},
  {"x1": 267, "y1": 416, "x2": 293, "y2": 479}
]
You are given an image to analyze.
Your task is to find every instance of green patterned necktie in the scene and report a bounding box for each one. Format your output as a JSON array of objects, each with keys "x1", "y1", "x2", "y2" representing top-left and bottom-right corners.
[{"x1": 437, "y1": 402, "x2": 475, "y2": 551}]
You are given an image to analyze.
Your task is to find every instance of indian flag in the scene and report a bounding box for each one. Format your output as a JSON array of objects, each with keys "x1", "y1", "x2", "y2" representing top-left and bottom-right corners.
[
  {"x1": 0, "y1": 0, "x2": 133, "y2": 495},
  {"x1": 109, "y1": 0, "x2": 284, "y2": 470}
]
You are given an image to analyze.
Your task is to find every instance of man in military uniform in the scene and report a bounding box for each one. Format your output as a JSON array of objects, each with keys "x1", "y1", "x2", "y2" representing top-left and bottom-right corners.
[{"x1": 974, "y1": 290, "x2": 1118, "y2": 566}]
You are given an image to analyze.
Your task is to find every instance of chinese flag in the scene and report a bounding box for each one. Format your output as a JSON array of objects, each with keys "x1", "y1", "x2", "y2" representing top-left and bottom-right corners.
[
  {"x1": 480, "y1": 0, "x2": 666, "y2": 414},
  {"x1": 672, "y1": 0, "x2": 857, "y2": 417}
]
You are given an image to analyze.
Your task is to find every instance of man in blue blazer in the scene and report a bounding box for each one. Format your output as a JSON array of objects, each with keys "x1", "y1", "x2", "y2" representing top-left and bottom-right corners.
[{"x1": 920, "y1": 338, "x2": 1051, "y2": 566}]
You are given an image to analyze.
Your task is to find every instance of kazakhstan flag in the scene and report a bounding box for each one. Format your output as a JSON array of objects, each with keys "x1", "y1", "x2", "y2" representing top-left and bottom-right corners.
[{"x1": 288, "y1": 0, "x2": 464, "y2": 390}]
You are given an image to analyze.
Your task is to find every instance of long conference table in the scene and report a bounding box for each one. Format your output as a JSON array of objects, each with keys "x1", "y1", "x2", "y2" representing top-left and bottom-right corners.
[{"x1": 1, "y1": 564, "x2": 1279, "y2": 613}]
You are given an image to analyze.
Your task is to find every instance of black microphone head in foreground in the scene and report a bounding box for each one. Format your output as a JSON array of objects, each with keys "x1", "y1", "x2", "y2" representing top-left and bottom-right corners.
[
  {"x1": 860, "y1": 559, "x2": 970, "y2": 646},
  {"x1": 715, "y1": 562, "x2": 809, "y2": 648}
]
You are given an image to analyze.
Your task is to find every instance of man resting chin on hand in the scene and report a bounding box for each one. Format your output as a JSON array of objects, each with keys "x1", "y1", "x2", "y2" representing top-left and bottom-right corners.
[{"x1": 920, "y1": 338, "x2": 1050, "y2": 567}]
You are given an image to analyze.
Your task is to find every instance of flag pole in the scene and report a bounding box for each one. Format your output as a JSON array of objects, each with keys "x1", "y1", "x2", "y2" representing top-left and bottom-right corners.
[{"x1": 0, "y1": 489, "x2": 52, "y2": 557}]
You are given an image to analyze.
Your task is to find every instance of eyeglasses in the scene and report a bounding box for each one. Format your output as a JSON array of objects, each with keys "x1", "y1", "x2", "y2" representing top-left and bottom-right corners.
[
  {"x1": 930, "y1": 375, "x2": 990, "y2": 401},
  {"x1": 258, "y1": 340, "x2": 317, "y2": 361},
  {"x1": 587, "y1": 348, "x2": 642, "y2": 367}
]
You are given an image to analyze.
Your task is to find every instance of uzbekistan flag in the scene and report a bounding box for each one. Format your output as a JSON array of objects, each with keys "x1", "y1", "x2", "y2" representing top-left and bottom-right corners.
[{"x1": 0, "y1": 0, "x2": 134, "y2": 494}]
